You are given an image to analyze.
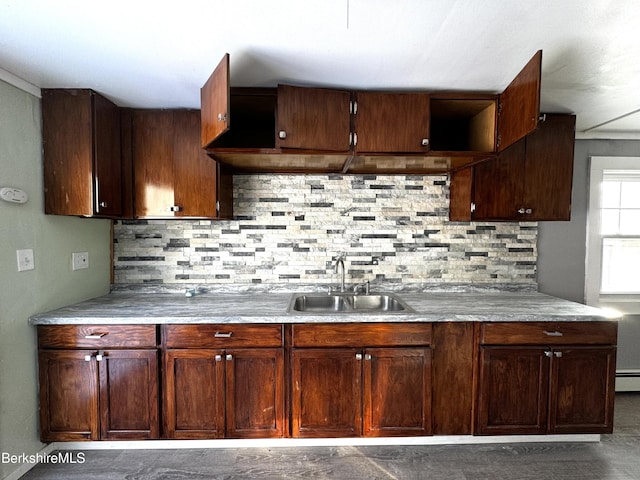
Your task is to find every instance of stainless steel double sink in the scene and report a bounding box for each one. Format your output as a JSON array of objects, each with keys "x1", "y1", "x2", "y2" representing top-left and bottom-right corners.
[{"x1": 287, "y1": 293, "x2": 414, "y2": 314}]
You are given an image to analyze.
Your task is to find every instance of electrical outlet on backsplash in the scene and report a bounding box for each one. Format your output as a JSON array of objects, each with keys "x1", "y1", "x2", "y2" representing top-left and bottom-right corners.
[{"x1": 113, "y1": 174, "x2": 537, "y2": 286}]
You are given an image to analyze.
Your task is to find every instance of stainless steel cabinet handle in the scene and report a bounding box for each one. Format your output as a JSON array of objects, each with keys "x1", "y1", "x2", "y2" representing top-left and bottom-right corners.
[
  {"x1": 355, "y1": 353, "x2": 362, "y2": 360},
  {"x1": 554, "y1": 351, "x2": 563, "y2": 358},
  {"x1": 84, "y1": 333, "x2": 108, "y2": 339},
  {"x1": 96, "y1": 353, "x2": 104, "y2": 362},
  {"x1": 218, "y1": 113, "x2": 227, "y2": 122},
  {"x1": 226, "y1": 354, "x2": 233, "y2": 361},
  {"x1": 518, "y1": 208, "x2": 533, "y2": 215},
  {"x1": 543, "y1": 331, "x2": 563, "y2": 337},
  {"x1": 214, "y1": 332, "x2": 233, "y2": 338},
  {"x1": 364, "y1": 354, "x2": 372, "y2": 360},
  {"x1": 215, "y1": 355, "x2": 222, "y2": 361},
  {"x1": 421, "y1": 138, "x2": 429, "y2": 146},
  {"x1": 544, "y1": 351, "x2": 552, "y2": 357},
  {"x1": 84, "y1": 354, "x2": 93, "y2": 362},
  {"x1": 99, "y1": 201, "x2": 108, "y2": 208},
  {"x1": 168, "y1": 205, "x2": 182, "y2": 212},
  {"x1": 278, "y1": 130, "x2": 287, "y2": 139}
]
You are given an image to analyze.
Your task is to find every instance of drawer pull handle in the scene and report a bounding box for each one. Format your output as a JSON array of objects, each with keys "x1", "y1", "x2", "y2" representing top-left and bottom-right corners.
[
  {"x1": 543, "y1": 331, "x2": 563, "y2": 337},
  {"x1": 214, "y1": 332, "x2": 233, "y2": 338},
  {"x1": 215, "y1": 355, "x2": 222, "y2": 361},
  {"x1": 84, "y1": 333, "x2": 108, "y2": 339},
  {"x1": 226, "y1": 354, "x2": 233, "y2": 361}
]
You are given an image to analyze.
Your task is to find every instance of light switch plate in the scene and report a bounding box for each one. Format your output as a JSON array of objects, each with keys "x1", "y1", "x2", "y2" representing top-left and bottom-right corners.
[
  {"x1": 17, "y1": 249, "x2": 35, "y2": 271},
  {"x1": 72, "y1": 252, "x2": 89, "y2": 270}
]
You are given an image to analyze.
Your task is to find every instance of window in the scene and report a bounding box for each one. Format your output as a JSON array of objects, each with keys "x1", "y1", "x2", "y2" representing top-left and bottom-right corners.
[{"x1": 586, "y1": 157, "x2": 640, "y2": 313}]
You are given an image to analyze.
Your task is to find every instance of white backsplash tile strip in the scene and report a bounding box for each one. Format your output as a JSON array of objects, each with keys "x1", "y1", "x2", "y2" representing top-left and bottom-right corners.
[{"x1": 113, "y1": 174, "x2": 538, "y2": 286}]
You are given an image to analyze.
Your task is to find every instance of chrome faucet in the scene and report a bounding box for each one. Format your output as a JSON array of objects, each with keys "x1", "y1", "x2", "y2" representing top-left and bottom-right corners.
[
  {"x1": 334, "y1": 256, "x2": 346, "y2": 293},
  {"x1": 353, "y1": 280, "x2": 370, "y2": 295}
]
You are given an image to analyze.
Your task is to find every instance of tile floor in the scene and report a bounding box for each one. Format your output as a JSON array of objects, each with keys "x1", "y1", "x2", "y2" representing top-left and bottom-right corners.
[{"x1": 18, "y1": 393, "x2": 640, "y2": 480}]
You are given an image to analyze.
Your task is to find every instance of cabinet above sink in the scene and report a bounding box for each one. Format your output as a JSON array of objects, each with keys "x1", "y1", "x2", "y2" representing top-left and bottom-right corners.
[{"x1": 200, "y1": 51, "x2": 543, "y2": 175}]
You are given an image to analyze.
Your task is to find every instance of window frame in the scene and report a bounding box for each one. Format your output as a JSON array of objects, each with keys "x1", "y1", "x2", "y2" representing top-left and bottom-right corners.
[{"x1": 586, "y1": 156, "x2": 640, "y2": 314}]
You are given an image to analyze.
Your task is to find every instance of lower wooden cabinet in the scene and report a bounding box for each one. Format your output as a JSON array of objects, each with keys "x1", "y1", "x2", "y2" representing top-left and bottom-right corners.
[
  {"x1": 36, "y1": 320, "x2": 618, "y2": 442},
  {"x1": 162, "y1": 324, "x2": 285, "y2": 439},
  {"x1": 164, "y1": 348, "x2": 285, "y2": 439},
  {"x1": 476, "y1": 322, "x2": 617, "y2": 435},
  {"x1": 290, "y1": 322, "x2": 433, "y2": 438},
  {"x1": 291, "y1": 347, "x2": 431, "y2": 438},
  {"x1": 38, "y1": 348, "x2": 159, "y2": 441}
]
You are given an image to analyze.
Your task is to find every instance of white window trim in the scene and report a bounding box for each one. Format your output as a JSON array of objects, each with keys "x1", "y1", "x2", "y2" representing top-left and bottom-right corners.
[{"x1": 586, "y1": 156, "x2": 640, "y2": 314}]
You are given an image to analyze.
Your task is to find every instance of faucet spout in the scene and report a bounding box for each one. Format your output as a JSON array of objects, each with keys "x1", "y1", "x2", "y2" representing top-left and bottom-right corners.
[{"x1": 334, "y1": 257, "x2": 346, "y2": 293}]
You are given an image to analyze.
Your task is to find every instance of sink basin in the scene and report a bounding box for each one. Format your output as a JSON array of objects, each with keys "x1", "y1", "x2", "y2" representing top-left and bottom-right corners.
[
  {"x1": 291, "y1": 295, "x2": 348, "y2": 312},
  {"x1": 288, "y1": 293, "x2": 414, "y2": 314},
  {"x1": 349, "y1": 294, "x2": 407, "y2": 312}
]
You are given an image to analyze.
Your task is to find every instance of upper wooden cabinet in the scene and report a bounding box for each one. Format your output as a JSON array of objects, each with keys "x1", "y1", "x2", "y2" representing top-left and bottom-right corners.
[
  {"x1": 497, "y1": 50, "x2": 542, "y2": 151},
  {"x1": 42, "y1": 89, "x2": 122, "y2": 217},
  {"x1": 276, "y1": 85, "x2": 351, "y2": 151},
  {"x1": 125, "y1": 109, "x2": 233, "y2": 219},
  {"x1": 355, "y1": 92, "x2": 431, "y2": 153},
  {"x1": 200, "y1": 52, "x2": 542, "y2": 174},
  {"x1": 449, "y1": 113, "x2": 575, "y2": 222}
]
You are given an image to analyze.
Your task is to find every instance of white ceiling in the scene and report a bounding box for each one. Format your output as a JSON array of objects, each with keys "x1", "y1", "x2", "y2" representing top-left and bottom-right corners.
[{"x1": 2, "y1": 0, "x2": 640, "y2": 139}]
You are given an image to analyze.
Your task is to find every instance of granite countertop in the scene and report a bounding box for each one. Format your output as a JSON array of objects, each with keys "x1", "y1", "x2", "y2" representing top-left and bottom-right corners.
[{"x1": 29, "y1": 285, "x2": 620, "y2": 325}]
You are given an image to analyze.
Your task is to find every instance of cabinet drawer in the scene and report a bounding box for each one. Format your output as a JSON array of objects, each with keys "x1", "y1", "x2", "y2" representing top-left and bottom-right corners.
[
  {"x1": 38, "y1": 325, "x2": 157, "y2": 349},
  {"x1": 164, "y1": 324, "x2": 283, "y2": 348},
  {"x1": 292, "y1": 323, "x2": 431, "y2": 347},
  {"x1": 480, "y1": 321, "x2": 618, "y2": 346}
]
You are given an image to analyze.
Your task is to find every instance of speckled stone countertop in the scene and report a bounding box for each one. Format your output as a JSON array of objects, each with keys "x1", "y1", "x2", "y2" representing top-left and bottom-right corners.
[{"x1": 29, "y1": 284, "x2": 619, "y2": 325}]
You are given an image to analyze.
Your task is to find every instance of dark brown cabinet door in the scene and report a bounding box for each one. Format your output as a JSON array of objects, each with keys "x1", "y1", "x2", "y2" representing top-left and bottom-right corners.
[
  {"x1": 132, "y1": 109, "x2": 228, "y2": 218},
  {"x1": 476, "y1": 346, "x2": 549, "y2": 435},
  {"x1": 226, "y1": 349, "x2": 285, "y2": 438},
  {"x1": 92, "y1": 92, "x2": 123, "y2": 216},
  {"x1": 276, "y1": 85, "x2": 351, "y2": 151},
  {"x1": 549, "y1": 347, "x2": 616, "y2": 434},
  {"x1": 363, "y1": 348, "x2": 432, "y2": 436},
  {"x1": 39, "y1": 350, "x2": 99, "y2": 441},
  {"x1": 497, "y1": 50, "x2": 542, "y2": 151},
  {"x1": 164, "y1": 349, "x2": 225, "y2": 439},
  {"x1": 355, "y1": 93, "x2": 430, "y2": 153},
  {"x1": 472, "y1": 139, "x2": 526, "y2": 220},
  {"x1": 42, "y1": 89, "x2": 122, "y2": 217},
  {"x1": 99, "y1": 350, "x2": 159, "y2": 440},
  {"x1": 173, "y1": 110, "x2": 220, "y2": 218},
  {"x1": 201, "y1": 53, "x2": 230, "y2": 148},
  {"x1": 132, "y1": 110, "x2": 175, "y2": 217},
  {"x1": 291, "y1": 348, "x2": 362, "y2": 437},
  {"x1": 521, "y1": 114, "x2": 575, "y2": 220},
  {"x1": 451, "y1": 114, "x2": 575, "y2": 222}
]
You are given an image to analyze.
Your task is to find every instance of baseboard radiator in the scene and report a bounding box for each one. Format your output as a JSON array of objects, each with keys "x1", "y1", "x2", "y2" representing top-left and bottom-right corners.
[{"x1": 616, "y1": 369, "x2": 640, "y2": 392}]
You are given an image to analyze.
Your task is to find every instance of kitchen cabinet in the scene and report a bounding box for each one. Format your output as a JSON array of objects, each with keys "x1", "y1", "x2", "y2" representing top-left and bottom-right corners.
[
  {"x1": 449, "y1": 113, "x2": 575, "y2": 221},
  {"x1": 37, "y1": 325, "x2": 159, "y2": 441},
  {"x1": 42, "y1": 89, "x2": 122, "y2": 217},
  {"x1": 200, "y1": 51, "x2": 541, "y2": 174},
  {"x1": 276, "y1": 85, "x2": 351, "y2": 151},
  {"x1": 126, "y1": 109, "x2": 233, "y2": 219},
  {"x1": 475, "y1": 322, "x2": 617, "y2": 435},
  {"x1": 291, "y1": 323, "x2": 432, "y2": 438},
  {"x1": 163, "y1": 324, "x2": 285, "y2": 439}
]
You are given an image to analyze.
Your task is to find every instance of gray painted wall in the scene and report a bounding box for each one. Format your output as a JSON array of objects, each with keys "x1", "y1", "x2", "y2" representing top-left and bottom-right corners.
[
  {"x1": 0, "y1": 80, "x2": 111, "y2": 480},
  {"x1": 538, "y1": 139, "x2": 640, "y2": 370}
]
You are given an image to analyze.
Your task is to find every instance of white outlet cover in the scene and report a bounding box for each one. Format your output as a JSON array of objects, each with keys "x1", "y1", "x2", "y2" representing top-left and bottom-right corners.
[
  {"x1": 72, "y1": 252, "x2": 89, "y2": 270},
  {"x1": 17, "y1": 249, "x2": 35, "y2": 271}
]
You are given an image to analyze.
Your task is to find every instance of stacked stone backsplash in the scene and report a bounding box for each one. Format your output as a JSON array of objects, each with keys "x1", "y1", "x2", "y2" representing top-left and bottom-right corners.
[{"x1": 113, "y1": 174, "x2": 537, "y2": 288}]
